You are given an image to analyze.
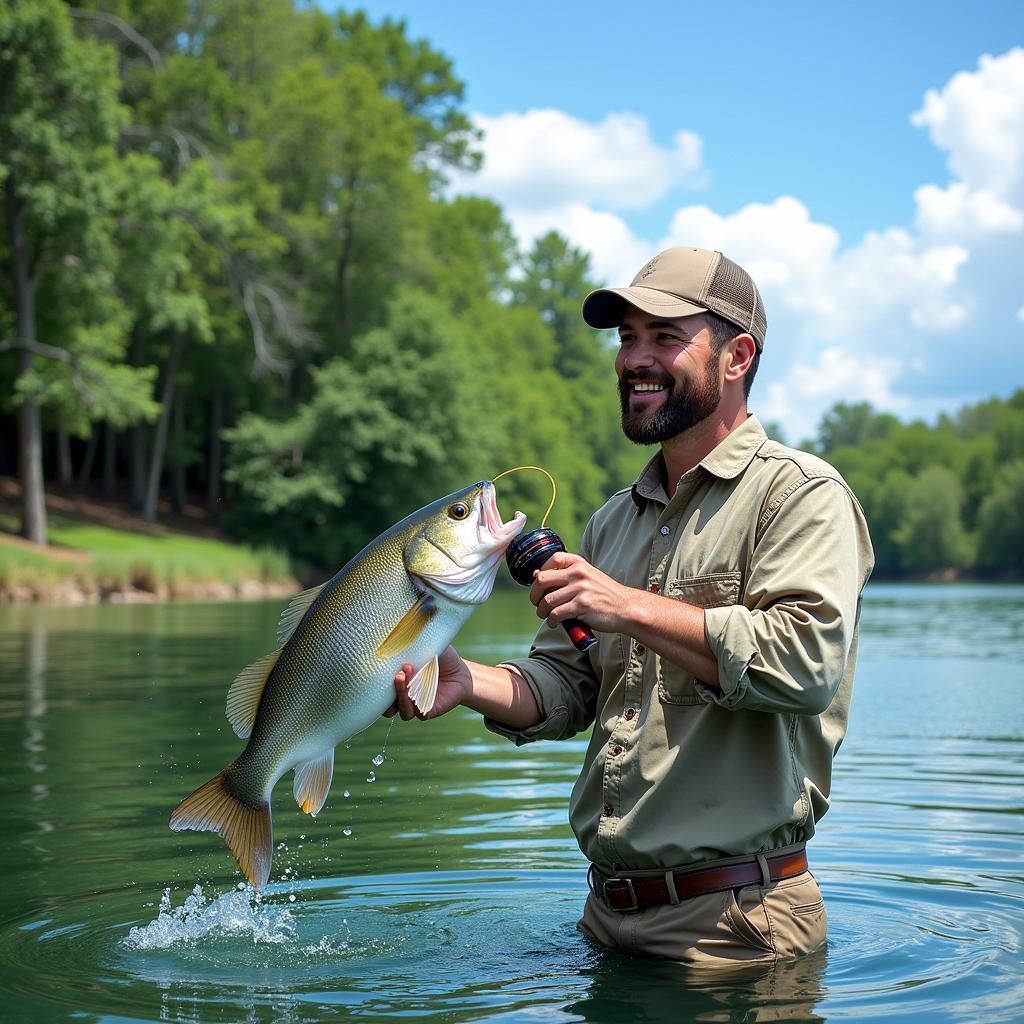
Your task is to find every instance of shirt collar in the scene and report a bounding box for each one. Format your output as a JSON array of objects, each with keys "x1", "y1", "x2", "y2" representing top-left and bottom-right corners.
[{"x1": 630, "y1": 415, "x2": 767, "y2": 508}]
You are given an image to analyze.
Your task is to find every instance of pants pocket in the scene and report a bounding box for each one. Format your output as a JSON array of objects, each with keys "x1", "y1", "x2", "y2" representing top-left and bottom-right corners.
[
  {"x1": 723, "y1": 886, "x2": 775, "y2": 953},
  {"x1": 762, "y1": 872, "x2": 827, "y2": 958}
]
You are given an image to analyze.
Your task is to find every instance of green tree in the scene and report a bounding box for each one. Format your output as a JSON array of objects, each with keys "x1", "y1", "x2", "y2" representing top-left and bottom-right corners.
[
  {"x1": 513, "y1": 231, "x2": 605, "y2": 380},
  {"x1": 224, "y1": 287, "x2": 496, "y2": 565},
  {"x1": 891, "y1": 465, "x2": 972, "y2": 574},
  {"x1": 816, "y1": 402, "x2": 899, "y2": 454},
  {"x1": 0, "y1": 0, "x2": 154, "y2": 542},
  {"x1": 976, "y1": 460, "x2": 1024, "y2": 574}
]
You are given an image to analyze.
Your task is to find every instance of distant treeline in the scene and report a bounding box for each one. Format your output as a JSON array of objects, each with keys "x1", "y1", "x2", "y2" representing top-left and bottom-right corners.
[
  {"x1": 1, "y1": 2, "x2": 1021, "y2": 580},
  {"x1": 808, "y1": 395, "x2": 1024, "y2": 578}
]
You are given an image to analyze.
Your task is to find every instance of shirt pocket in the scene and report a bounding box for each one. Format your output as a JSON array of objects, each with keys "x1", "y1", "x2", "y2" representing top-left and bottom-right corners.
[{"x1": 657, "y1": 571, "x2": 742, "y2": 705}]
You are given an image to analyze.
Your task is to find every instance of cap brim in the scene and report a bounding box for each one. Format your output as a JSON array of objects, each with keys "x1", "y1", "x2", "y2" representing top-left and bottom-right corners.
[{"x1": 581, "y1": 286, "x2": 709, "y2": 329}]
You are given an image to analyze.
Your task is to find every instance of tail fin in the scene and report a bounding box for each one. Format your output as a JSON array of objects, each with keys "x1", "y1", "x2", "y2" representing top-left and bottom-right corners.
[{"x1": 169, "y1": 770, "x2": 272, "y2": 890}]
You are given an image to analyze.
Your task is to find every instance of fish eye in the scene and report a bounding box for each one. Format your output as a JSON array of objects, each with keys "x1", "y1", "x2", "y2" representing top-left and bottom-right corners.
[{"x1": 448, "y1": 502, "x2": 470, "y2": 521}]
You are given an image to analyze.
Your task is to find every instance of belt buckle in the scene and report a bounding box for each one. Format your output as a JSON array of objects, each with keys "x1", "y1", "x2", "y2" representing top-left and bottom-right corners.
[{"x1": 602, "y1": 876, "x2": 638, "y2": 912}]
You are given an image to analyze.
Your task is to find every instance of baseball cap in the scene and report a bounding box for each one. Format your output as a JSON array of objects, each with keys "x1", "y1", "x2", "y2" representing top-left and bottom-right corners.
[{"x1": 581, "y1": 247, "x2": 767, "y2": 351}]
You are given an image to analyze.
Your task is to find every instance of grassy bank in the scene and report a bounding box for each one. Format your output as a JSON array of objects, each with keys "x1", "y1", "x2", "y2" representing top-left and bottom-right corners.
[{"x1": 0, "y1": 508, "x2": 296, "y2": 604}]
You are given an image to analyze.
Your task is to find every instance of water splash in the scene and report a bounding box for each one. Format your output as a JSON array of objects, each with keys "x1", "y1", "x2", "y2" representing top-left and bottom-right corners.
[{"x1": 122, "y1": 885, "x2": 296, "y2": 950}]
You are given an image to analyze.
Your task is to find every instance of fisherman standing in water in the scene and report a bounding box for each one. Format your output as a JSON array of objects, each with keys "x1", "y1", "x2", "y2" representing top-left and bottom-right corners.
[{"x1": 389, "y1": 247, "x2": 874, "y2": 965}]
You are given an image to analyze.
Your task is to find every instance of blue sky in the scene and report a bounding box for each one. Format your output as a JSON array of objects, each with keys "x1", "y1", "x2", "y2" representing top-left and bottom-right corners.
[{"x1": 343, "y1": 1, "x2": 1023, "y2": 439}]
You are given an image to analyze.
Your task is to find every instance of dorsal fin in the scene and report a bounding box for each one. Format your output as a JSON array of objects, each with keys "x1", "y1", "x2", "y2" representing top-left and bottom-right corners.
[
  {"x1": 225, "y1": 648, "x2": 281, "y2": 739},
  {"x1": 276, "y1": 583, "x2": 325, "y2": 646}
]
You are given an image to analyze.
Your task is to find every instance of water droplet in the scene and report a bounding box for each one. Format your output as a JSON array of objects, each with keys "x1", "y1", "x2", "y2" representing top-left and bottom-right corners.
[
  {"x1": 343, "y1": 828, "x2": 352, "y2": 836},
  {"x1": 237, "y1": 882, "x2": 246, "y2": 891},
  {"x1": 288, "y1": 894, "x2": 296, "y2": 903},
  {"x1": 343, "y1": 790, "x2": 350, "y2": 798},
  {"x1": 371, "y1": 753, "x2": 384, "y2": 767},
  {"x1": 300, "y1": 835, "x2": 306, "y2": 840},
  {"x1": 366, "y1": 771, "x2": 376, "y2": 783}
]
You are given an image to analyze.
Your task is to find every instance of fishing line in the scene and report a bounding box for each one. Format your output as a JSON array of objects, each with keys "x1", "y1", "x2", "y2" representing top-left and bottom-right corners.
[{"x1": 492, "y1": 465, "x2": 557, "y2": 527}]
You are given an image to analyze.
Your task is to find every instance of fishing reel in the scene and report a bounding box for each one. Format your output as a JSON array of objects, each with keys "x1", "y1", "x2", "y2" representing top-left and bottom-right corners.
[{"x1": 505, "y1": 528, "x2": 598, "y2": 652}]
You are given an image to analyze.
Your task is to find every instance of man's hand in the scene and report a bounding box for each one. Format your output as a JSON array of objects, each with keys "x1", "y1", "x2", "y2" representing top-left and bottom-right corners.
[
  {"x1": 530, "y1": 551, "x2": 634, "y2": 634},
  {"x1": 385, "y1": 644, "x2": 472, "y2": 721}
]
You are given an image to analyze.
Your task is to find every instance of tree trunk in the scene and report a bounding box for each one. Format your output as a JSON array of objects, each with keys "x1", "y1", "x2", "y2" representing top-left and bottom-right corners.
[
  {"x1": 171, "y1": 386, "x2": 186, "y2": 516},
  {"x1": 130, "y1": 335, "x2": 146, "y2": 509},
  {"x1": 57, "y1": 428, "x2": 72, "y2": 487},
  {"x1": 142, "y1": 331, "x2": 184, "y2": 523},
  {"x1": 4, "y1": 128, "x2": 46, "y2": 543},
  {"x1": 78, "y1": 428, "x2": 99, "y2": 488},
  {"x1": 206, "y1": 382, "x2": 223, "y2": 518},
  {"x1": 103, "y1": 422, "x2": 116, "y2": 498}
]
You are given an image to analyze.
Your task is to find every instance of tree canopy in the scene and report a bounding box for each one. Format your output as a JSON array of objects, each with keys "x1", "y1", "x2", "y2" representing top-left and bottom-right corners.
[{"x1": 2, "y1": 1, "x2": 1021, "y2": 581}]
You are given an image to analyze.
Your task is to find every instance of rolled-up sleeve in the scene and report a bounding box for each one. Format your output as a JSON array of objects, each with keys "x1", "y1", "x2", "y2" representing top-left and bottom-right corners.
[
  {"x1": 697, "y1": 476, "x2": 872, "y2": 715},
  {"x1": 484, "y1": 522, "x2": 603, "y2": 745}
]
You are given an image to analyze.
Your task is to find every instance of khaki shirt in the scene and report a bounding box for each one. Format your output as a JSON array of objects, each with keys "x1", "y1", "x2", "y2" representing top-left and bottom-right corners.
[{"x1": 489, "y1": 415, "x2": 874, "y2": 871}]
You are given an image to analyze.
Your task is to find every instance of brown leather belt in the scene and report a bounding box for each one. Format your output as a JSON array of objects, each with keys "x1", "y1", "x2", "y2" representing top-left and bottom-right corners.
[{"x1": 589, "y1": 849, "x2": 808, "y2": 912}]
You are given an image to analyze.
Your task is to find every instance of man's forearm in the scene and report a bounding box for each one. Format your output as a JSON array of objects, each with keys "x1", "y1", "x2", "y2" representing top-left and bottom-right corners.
[
  {"x1": 461, "y1": 659, "x2": 542, "y2": 729},
  {"x1": 531, "y1": 552, "x2": 721, "y2": 690},
  {"x1": 621, "y1": 590, "x2": 721, "y2": 689}
]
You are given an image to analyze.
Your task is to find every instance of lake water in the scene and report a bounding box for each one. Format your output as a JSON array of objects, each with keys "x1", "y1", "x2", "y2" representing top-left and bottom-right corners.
[{"x1": 0, "y1": 583, "x2": 1021, "y2": 1023}]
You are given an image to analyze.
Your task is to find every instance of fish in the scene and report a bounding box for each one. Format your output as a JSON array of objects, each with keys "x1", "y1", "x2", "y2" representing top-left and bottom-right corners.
[{"x1": 169, "y1": 480, "x2": 526, "y2": 890}]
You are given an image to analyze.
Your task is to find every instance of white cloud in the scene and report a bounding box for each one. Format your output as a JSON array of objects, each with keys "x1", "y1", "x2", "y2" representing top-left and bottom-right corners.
[
  {"x1": 911, "y1": 48, "x2": 1024, "y2": 204},
  {"x1": 460, "y1": 109, "x2": 707, "y2": 213},
  {"x1": 761, "y1": 348, "x2": 908, "y2": 441},
  {"x1": 915, "y1": 182, "x2": 1023, "y2": 237},
  {"x1": 454, "y1": 49, "x2": 1024, "y2": 441}
]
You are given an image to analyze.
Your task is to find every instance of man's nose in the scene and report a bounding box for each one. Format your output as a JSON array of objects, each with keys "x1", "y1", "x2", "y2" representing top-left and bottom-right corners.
[{"x1": 621, "y1": 339, "x2": 656, "y2": 370}]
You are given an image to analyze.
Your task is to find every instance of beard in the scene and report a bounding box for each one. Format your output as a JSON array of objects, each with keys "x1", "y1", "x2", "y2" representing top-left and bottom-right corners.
[{"x1": 618, "y1": 355, "x2": 721, "y2": 445}]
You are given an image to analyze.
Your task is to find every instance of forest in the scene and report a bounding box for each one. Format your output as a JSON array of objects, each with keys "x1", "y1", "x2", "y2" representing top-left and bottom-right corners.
[{"x1": 2, "y1": 0, "x2": 1022, "y2": 580}]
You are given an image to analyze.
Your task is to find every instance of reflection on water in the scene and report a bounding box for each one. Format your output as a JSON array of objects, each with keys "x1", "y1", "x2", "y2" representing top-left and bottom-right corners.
[{"x1": 0, "y1": 584, "x2": 1022, "y2": 1023}]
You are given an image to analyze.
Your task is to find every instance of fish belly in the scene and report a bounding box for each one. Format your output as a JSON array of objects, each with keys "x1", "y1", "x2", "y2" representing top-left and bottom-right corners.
[{"x1": 252, "y1": 600, "x2": 468, "y2": 798}]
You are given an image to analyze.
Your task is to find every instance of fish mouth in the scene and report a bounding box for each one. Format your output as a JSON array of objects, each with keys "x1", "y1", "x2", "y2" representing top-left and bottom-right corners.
[{"x1": 481, "y1": 481, "x2": 526, "y2": 550}]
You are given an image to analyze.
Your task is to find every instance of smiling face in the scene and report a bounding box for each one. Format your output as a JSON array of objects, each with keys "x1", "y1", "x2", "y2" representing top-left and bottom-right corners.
[{"x1": 614, "y1": 306, "x2": 723, "y2": 444}]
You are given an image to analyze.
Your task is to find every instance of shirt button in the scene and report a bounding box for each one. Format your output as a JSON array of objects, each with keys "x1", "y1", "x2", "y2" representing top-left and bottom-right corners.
[
  {"x1": 609, "y1": 744, "x2": 623, "y2": 756},
  {"x1": 660, "y1": 525, "x2": 671, "y2": 535},
  {"x1": 603, "y1": 804, "x2": 614, "y2": 817},
  {"x1": 624, "y1": 707, "x2": 636, "y2": 720},
  {"x1": 648, "y1": 582, "x2": 659, "y2": 593},
  {"x1": 634, "y1": 643, "x2": 646, "y2": 657}
]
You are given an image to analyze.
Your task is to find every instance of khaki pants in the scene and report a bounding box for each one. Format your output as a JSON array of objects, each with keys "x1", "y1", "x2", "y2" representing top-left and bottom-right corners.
[{"x1": 578, "y1": 869, "x2": 827, "y2": 966}]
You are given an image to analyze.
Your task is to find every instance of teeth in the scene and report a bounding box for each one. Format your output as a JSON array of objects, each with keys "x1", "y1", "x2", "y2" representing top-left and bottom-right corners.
[{"x1": 634, "y1": 383, "x2": 665, "y2": 392}]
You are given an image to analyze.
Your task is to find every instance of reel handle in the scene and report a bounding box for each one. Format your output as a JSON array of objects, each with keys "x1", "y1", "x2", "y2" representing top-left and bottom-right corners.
[{"x1": 505, "y1": 528, "x2": 598, "y2": 653}]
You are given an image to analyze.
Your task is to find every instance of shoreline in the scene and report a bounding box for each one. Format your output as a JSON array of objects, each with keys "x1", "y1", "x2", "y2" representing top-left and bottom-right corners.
[{"x1": 0, "y1": 575, "x2": 299, "y2": 606}]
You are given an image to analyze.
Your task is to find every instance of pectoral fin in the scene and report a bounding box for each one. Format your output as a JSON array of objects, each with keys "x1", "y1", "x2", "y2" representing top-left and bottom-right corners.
[
  {"x1": 293, "y1": 748, "x2": 335, "y2": 816},
  {"x1": 226, "y1": 648, "x2": 281, "y2": 739},
  {"x1": 407, "y1": 656, "x2": 439, "y2": 714},
  {"x1": 375, "y1": 593, "x2": 436, "y2": 660}
]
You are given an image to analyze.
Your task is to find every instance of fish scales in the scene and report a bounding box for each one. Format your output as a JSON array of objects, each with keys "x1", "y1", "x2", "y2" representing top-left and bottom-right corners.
[{"x1": 169, "y1": 481, "x2": 526, "y2": 889}]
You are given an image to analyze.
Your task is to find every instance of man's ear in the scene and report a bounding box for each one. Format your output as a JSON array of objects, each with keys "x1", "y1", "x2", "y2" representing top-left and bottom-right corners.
[{"x1": 724, "y1": 334, "x2": 757, "y2": 382}]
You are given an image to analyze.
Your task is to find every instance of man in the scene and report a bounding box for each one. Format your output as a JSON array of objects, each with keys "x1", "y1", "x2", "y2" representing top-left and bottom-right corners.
[{"x1": 388, "y1": 247, "x2": 874, "y2": 965}]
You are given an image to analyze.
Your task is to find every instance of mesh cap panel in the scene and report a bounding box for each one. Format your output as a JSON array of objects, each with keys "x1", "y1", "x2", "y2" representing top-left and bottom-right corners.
[{"x1": 706, "y1": 255, "x2": 767, "y2": 349}]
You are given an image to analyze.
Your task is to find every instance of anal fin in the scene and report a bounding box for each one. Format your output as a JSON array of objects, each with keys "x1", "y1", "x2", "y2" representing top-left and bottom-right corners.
[{"x1": 293, "y1": 748, "x2": 335, "y2": 816}]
